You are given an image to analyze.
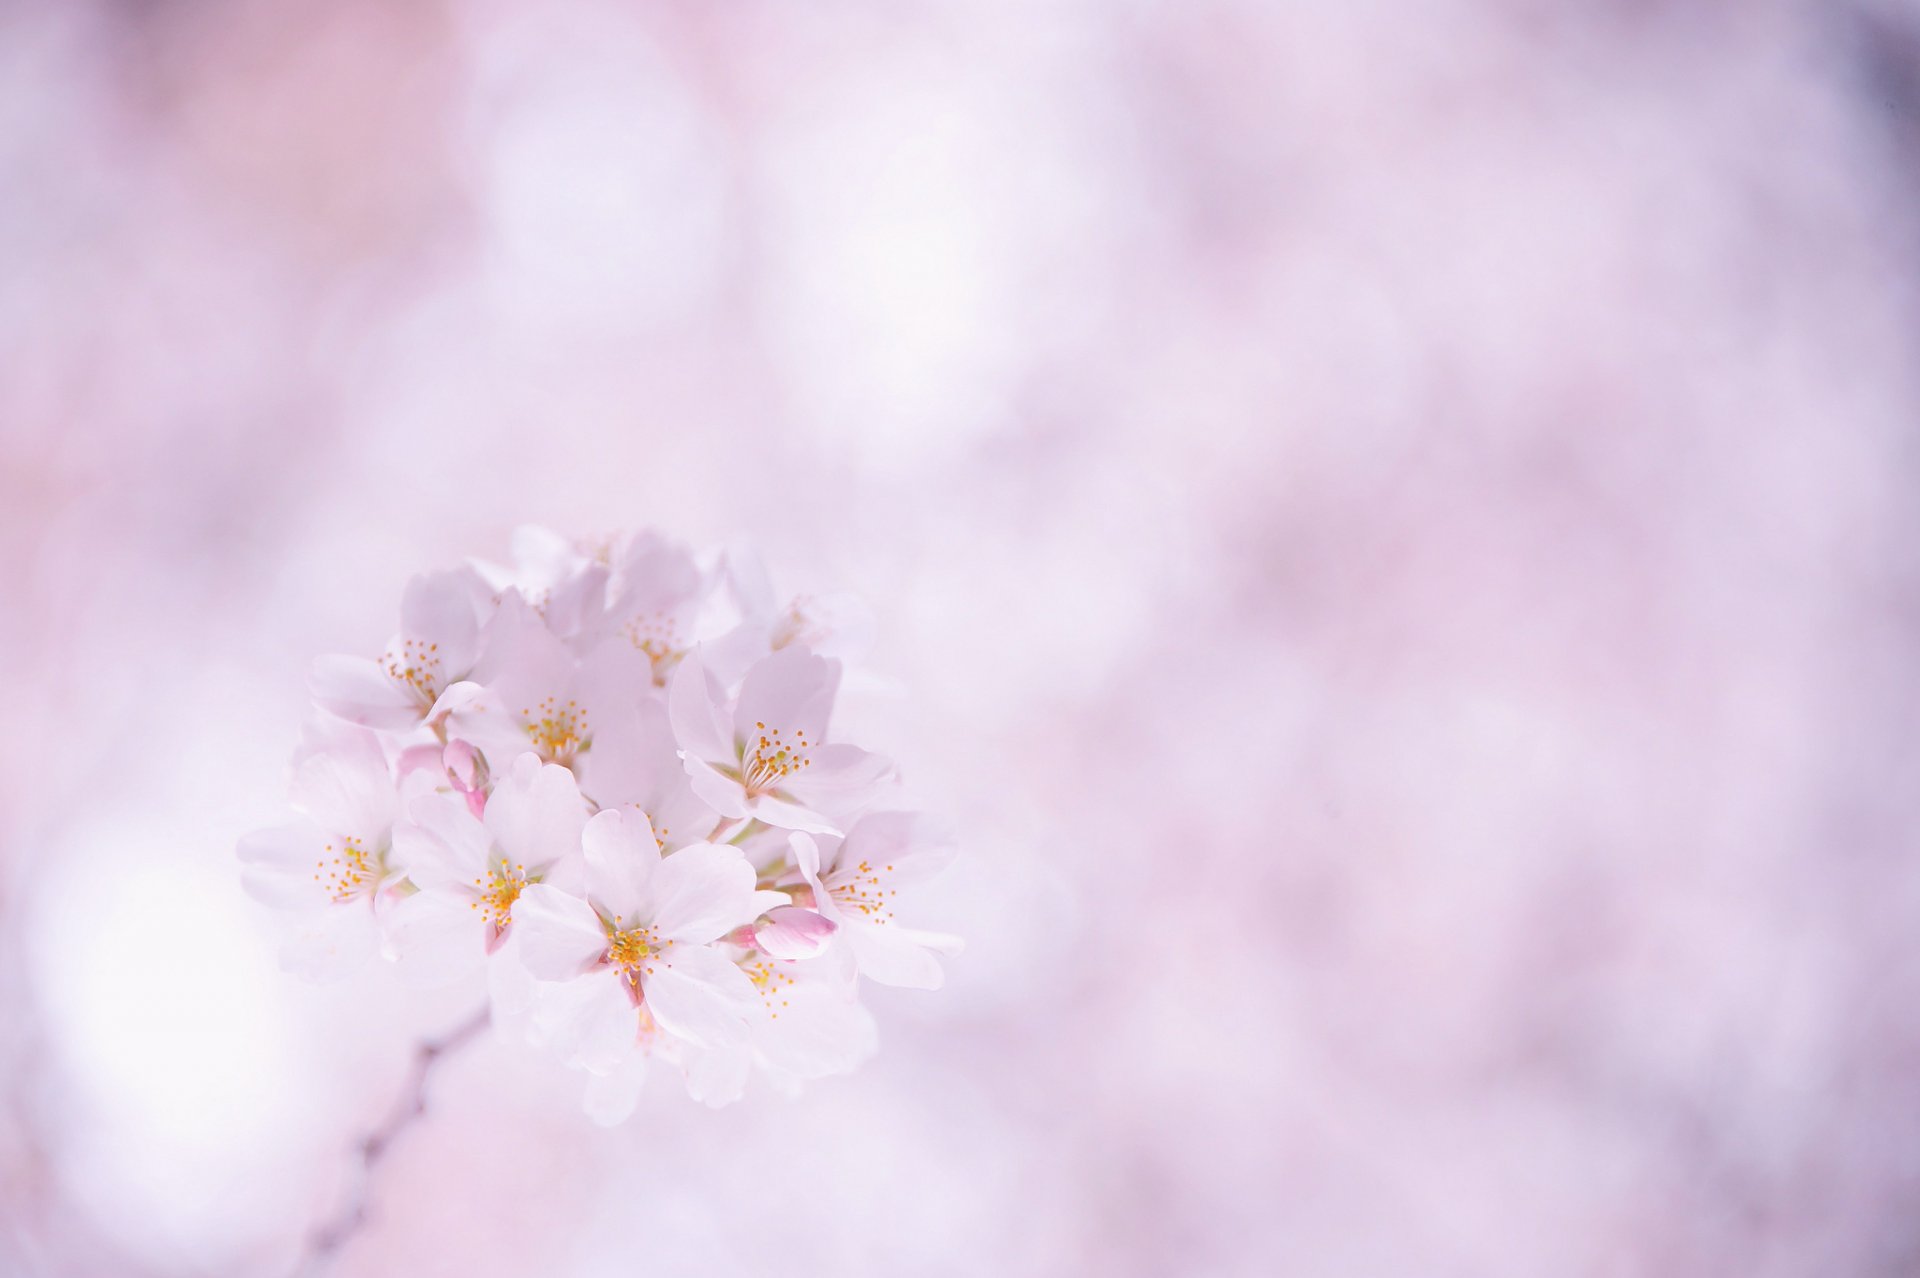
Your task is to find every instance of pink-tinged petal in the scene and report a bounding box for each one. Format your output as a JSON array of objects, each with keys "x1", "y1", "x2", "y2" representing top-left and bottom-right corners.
[
  {"x1": 718, "y1": 542, "x2": 777, "y2": 621},
  {"x1": 400, "y1": 568, "x2": 486, "y2": 673},
  {"x1": 485, "y1": 755, "x2": 587, "y2": 873},
  {"x1": 749, "y1": 888, "x2": 794, "y2": 915},
  {"x1": 607, "y1": 530, "x2": 703, "y2": 615},
  {"x1": 581, "y1": 1051, "x2": 649, "y2": 1126},
  {"x1": 790, "y1": 832, "x2": 846, "y2": 927},
  {"x1": 790, "y1": 831, "x2": 823, "y2": 880},
  {"x1": 668, "y1": 656, "x2": 734, "y2": 763},
  {"x1": 580, "y1": 808, "x2": 660, "y2": 923},
  {"x1": 645, "y1": 952, "x2": 754, "y2": 1048},
  {"x1": 693, "y1": 623, "x2": 772, "y2": 689},
  {"x1": 682, "y1": 1042, "x2": 751, "y2": 1108},
  {"x1": 747, "y1": 792, "x2": 840, "y2": 836},
  {"x1": 394, "y1": 794, "x2": 490, "y2": 891},
  {"x1": 844, "y1": 921, "x2": 948, "y2": 990},
  {"x1": 754, "y1": 983, "x2": 879, "y2": 1081},
  {"x1": 836, "y1": 811, "x2": 960, "y2": 889},
  {"x1": 308, "y1": 655, "x2": 421, "y2": 729},
  {"x1": 647, "y1": 781, "x2": 722, "y2": 852},
  {"x1": 752, "y1": 906, "x2": 838, "y2": 959},
  {"x1": 533, "y1": 968, "x2": 638, "y2": 1075},
  {"x1": 384, "y1": 891, "x2": 488, "y2": 986},
  {"x1": 734, "y1": 647, "x2": 839, "y2": 746},
  {"x1": 681, "y1": 752, "x2": 751, "y2": 819},
  {"x1": 784, "y1": 743, "x2": 895, "y2": 808},
  {"x1": 443, "y1": 738, "x2": 484, "y2": 790},
  {"x1": 288, "y1": 728, "x2": 396, "y2": 839},
  {"x1": 574, "y1": 637, "x2": 652, "y2": 724},
  {"x1": 512, "y1": 884, "x2": 608, "y2": 980},
  {"x1": 651, "y1": 843, "x2": 757, "y2": 944},
  {"x1": 237, "y1": 822, "x2": 330, "y2": 909},
  {"x1": 774, "y1": 591, "x2": 876, "y2": 663},
  {"x1": 486, "y1": 934, "x2": 540, "y2": 1034},
  {"x1": 468, "y1": 589, "x2": 572, "y2": 689},
  {"x1": 540, "y1": 560, "x2": 611, "y2": 642},
  {"x1": 393, "y1": 743, "x2": 444, "y2": 785},
  {"x1": 278, "y1": 903, "x2": 381, "y2": 980}
]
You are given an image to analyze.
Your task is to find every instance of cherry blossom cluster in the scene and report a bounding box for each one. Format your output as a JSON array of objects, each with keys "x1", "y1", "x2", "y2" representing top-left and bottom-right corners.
[{"x1": 238, "y1": 528, "x2": 959, "y2": 1121}]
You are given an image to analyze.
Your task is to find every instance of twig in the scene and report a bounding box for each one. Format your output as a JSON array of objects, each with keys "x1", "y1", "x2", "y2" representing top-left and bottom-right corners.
[{"x1": 293, "y1": 1006, "x2": 490, "y2": 1276}]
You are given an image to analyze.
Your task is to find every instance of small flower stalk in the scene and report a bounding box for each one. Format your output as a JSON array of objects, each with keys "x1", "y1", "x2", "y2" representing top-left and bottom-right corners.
[{"x1": 239, "y1": 528, "x2": 960, "y2": 1120}]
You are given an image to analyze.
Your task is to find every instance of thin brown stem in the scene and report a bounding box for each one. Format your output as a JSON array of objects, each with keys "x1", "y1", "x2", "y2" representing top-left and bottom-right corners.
[{"x1": 293, "y1": 1006, "x2": 490, "y2": 1276}]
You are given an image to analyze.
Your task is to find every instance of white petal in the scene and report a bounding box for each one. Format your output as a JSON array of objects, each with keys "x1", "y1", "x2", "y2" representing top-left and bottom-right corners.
[
  {"x1": 288, "y1": 731, "x2": 396, "y2": 839},
  {"x1": 580, "y1": 808, "x2": 660, "y2": 923},
  {"x1": 277, "y1": 903, "x2": 380, "y2": 980},
  {"x1": 581, "y1": 1051, "x2": 649, "y2": 1126},
  {"x1": 384, "y1": 891, "x2": 488, "y2": 987},
  {"x1": 645, "y1": 952, "x2": 753, "y2": 1048},
  {"x1": 681, "y1": 752, "x2": 751, "y2": 819},
  {"x1": 400, "y1": 568, "x2": 486, "y2": 673},
  {"x1": 668, "y1": 656, "x2": 734, "y2": 763},
  {"x1": 651, "y1": 843, "x2": 757, "y2": 944},
  {"x1": 755, "y1": 983, "x2": 878, "y2": 1081},
  {"x1": 733, "y1": 647, "x2": 838, "y2": 746},
  {"x1": 533, "y1": 968, "x2": 639, "y2": 1074},
  {"x1": 511, "y1": 884, "x2": 608, "y2": 980},
  {"x1": 748, "y1": 793, "x2": 840, "y2": 837},
  {"x1": 485, "y1": 755, "x2": 587, "y2": 873},
  {"x1": 837, "y1": 811, "x2": 959, "y2": 889},
  {"x1": 681, "y1": 1042, "x2": 751, "y2": 1108},
  {"x1": 845, "y1": 920, "x2": 948, "y2": 990},
  {"x1": 393, "y1": 794, "x2": 490, "y2": 892},
  {"x1": 237, "y1": 822, "x2": 329, "y2": 909},
  {"x1": 308, "y1": 655, "x2": 421, "y2": 729}
]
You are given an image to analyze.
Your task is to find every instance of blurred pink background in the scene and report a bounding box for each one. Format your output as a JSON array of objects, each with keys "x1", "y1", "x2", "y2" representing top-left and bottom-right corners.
[{"x1": 7, "y1": 1, "x2": 1920, "y2": 1274}]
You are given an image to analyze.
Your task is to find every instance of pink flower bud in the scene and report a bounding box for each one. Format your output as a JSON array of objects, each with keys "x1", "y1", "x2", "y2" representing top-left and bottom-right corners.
[{"x1": 752, "y1": 905, "x2": 838, "y2": 959}]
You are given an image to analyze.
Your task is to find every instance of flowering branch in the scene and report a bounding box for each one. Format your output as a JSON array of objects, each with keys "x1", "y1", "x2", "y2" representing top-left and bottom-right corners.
[{"x1": 294, "y1": 1007, "x2": 490, "y2": 1276}]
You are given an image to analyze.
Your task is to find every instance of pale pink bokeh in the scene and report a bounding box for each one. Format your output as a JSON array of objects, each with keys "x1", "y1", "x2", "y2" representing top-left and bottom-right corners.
[{"x1": 5, "y1": 2, "x2": 1920, "y2": 1274}]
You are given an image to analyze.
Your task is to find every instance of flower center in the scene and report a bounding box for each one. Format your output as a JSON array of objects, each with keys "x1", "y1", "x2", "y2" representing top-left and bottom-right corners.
[
  {"x1": 605, "y1": 921, "x2": 661, "y2": 997},
  {"x1": 743, "y1": 957, "x2": 795, "y2": 1019},
  {"x1": 382, "y1": 637, "x2": 444, "y2": 705},
  {"x1": 315, "y1": 836, "x2": 382, "y2": 902},
  {"x1": 831, "y1": 858, "x2": 898, "y2": 924},
  {"x1": 521, "y1": 696, "x2": 588, "y2": 764},
  {"x1": 470, "y1": 862, "x2": 529, "y2": 930},
  {"x1": 622, "y1": 613, "x2": 685, "y2": 683},
  {"x1": 740, "y1": 721, "x2": 812, "y2": 797}
]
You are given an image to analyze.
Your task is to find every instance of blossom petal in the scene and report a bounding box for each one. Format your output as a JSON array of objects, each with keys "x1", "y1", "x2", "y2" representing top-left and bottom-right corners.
[
  {"x1": 752, "y1": 906, "x2": 838, "y2": 960},
  {"x1": 400, "y1": 568, "x2": 486, "y2": 673},
  {"x1": 484, "y1": 754, "x2": 587, "y2": 874},
  {"x1": 512, "y1": 884, "x2": 608, "y2": 980},
  {"x1": 384, "y1": 890, "x2": 487, "y2": 986},
  {"x1": 783, "y1": 743, "x2": 894, "y2": 813},
  {"x1": 288, "y1": 729, "x2": 396, "y2": 839},
  {"x1": 844, "y1": 921, "x2": 951, "y2": 990},
  {"x1": 680, "y1": 752, "x2": 750, "y2": 819},
  {"x1": 667, "y1": 656, "x2": 733, "y2": 763},
  {"x1": 237, "y1": 822, "x2": 329, "y2": 909},
  {"x1": 393, "y1": 794, "x2": 490, "y2": 892},
  {"x1": 532, "y1": 967, "x2": 637, "y2": 1075},
  {"x1": 682, "y1": 1042, "x2": 751, "y2": 1108},
  {"x1": 747, "y1": 792, "x2": 840, "y2": 836},
  {"x1": 309, "y1": 655, "x2": 421, "y2": 729},
  {"x1": 734, "y1": 647, "x2": 838, "y2": 746},
  {"x1": 755, "y1": 983, "x2": 879, "y2": 1081},
  {"x1": 277, "y1": 903, "x2": 380, "y2": 979},
  {"x1": 582, "y1": 1051, "x2": 649, "y2": 1125},
  {"x1": 645, "y1": 950, "x2": 753, "y2": 1048},
  {"x1": 580, "y1": 808, "x2": 661, "y2": 923},
  {"x1": 651, "y1": 843, "x2": 757, "y2": 944},
  {"x1": 836, "y1": 811, "x2": 960, "y2": 889}
]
